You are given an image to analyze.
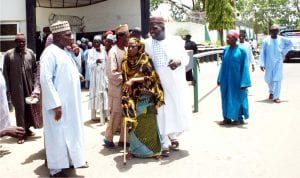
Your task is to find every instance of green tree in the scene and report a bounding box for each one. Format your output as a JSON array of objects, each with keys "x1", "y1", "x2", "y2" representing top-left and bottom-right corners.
[
  {"x1": 236, "y1": 0, "x2": 299, "y2": 35},
  {"x1": 205, "y1": 0, "x2": 235, "y2": 46}
]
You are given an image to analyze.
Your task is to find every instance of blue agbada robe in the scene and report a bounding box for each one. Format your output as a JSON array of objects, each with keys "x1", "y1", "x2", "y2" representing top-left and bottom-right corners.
[{"x1": 218, "y1": 45, "x2": 251, "y2": 120}]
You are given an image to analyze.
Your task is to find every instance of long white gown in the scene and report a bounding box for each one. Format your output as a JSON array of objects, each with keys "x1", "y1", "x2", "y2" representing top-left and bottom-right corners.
[
  {"x1": 40, "y1": 44, "x2": 86, "y2": 169},
  {"x1": 0, "y1": 72, "x2": 11, "y2": 129},
  {"x1": 144, "y1": 36, "x2": 192, "y2": 136},
  {"x1": 87, "y1": 47, "x2": 108, "y2": 113}
]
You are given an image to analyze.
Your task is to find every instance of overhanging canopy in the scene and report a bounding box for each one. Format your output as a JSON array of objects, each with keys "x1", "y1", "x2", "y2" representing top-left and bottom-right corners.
[{"x1": 36, "y1": 0, "x2": 107, "y2": 8}]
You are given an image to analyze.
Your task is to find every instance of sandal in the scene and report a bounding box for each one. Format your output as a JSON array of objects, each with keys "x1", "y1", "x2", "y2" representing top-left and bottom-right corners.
[
  {"x1": 169, "y1": 139, "x2": 180, "y2": 151},
  {"x1": 161, "y1": 149, "x2": 170, "y2": 157},
  {"x1": 269, "y1": 94, "x2": 274, "y2": 100},
  {"x1": 26, "y1": 129, "x2": 36, "y2": 137},
  {"x1": 126, "y1": 152, "x2": 134, "y2": 160},
  {"x1": 154, "y1": 155, "x2": 163, "y2": 160},
  {"x1": 274, "y1": 99, "x2": 280, "y2": 103},
  {"x1": 218, "y1": 119, "x2": 232, "y2": 125}
]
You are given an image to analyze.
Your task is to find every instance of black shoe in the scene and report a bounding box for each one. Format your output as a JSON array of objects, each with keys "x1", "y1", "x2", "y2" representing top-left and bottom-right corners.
[
  {"x1": 50, "y1": 171, "x2": 68, "y2": 177},
  {"x1": 218, "y1": 119, "x2": 232, "y2": 125},
  {"x1": 118, "y1": 141, "x2": 130, "y2": 147},
  {"x1": 103, "y1": 138, "x2": 115, "y2": 148},
  {"x1": 232, "y1": 120, "x2": 245, "y2": 125}
]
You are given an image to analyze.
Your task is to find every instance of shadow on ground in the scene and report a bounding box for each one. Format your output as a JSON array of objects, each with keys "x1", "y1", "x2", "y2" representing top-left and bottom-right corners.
[
  {"x1": 214, "y1": 121, "x2": 248, "y2": 129},
  {"x1": 112, "y1": 149, "x2": 189, "y2": 172},
  {"x1": 0, "y1": 149, "x2": 11, "y2": 158},
  {"x1": 22, "y1": 148, "x2": 46, "y2": 165},
  {"x1": 256, "y1": 99, "x2": 288, "y2": 103}
]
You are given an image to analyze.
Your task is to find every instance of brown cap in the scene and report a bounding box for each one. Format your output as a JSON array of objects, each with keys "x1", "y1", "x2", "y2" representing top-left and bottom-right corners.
[{"x1": 115, "y1": 24, "x2": 129, "y2": 34}]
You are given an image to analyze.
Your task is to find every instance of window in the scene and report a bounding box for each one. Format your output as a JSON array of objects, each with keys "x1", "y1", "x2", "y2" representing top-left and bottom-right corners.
[
  {"x1": 0, "y1": 24, "x2": 17, "y2": 36},
  {"x1": 0, "y1": 22, "x2": 19, "y2": 52}
]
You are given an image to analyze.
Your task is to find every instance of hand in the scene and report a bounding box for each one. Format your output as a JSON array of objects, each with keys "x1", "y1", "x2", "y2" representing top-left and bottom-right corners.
[
  {"x1": 80, "y1": 75, "x2": 85, "y2": 82},
  {"x1": 123, "y1": 79, "x2": 134, "y2": 93},
  {"x1": 96, "y1": 59, "x2": 102, "y2": 64},
  {"x1": 168, "y1": 60, "x2": 181, "y2": 70},
  {"x1": 54, "y1": 106, "x2": 62, "y2": 121},
  {"x1": 31, "y1": 93, "x2": 39, "y2": 98},
  {"x1": 260, "y1": 66, "x2": 265, "y2": 72},
  {"x1": 1, "y1": 126, "x2": 25, "y2": 138}
]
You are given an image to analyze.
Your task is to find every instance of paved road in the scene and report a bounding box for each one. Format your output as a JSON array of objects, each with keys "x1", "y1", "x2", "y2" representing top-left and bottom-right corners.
[{"x1": 1, "y1": 61, "x2": 300, "y2": 178}]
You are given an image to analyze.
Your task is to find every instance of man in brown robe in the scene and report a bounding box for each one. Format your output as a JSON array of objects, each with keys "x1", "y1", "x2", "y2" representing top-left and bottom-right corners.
[
  {"x1": 104, "y1": 24, "x2": 130, "y2": 148},
  {"x1": 3, "y1": 33, "x2": 37, "y2": 143}
]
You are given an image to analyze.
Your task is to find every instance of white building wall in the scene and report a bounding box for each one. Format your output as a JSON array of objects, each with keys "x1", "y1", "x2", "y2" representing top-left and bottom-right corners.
[
  {"x1": 165, "y1": 22, "x2": 222, "y2": 45},
  {"x1": 36, "y1": 0, "x2": 141, "y2": 33},
  {"x1": 165, "y1": 22, "x2": 205, "y2": 44},
  {"x1": 0, "y1": 0, "x2": 27, "y2": 36}
]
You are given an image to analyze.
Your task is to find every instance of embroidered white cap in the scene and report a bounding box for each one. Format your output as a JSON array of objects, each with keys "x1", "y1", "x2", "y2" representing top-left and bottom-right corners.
[{"x1": 50, "y1": 21, "x2": 71, "y2": 34}]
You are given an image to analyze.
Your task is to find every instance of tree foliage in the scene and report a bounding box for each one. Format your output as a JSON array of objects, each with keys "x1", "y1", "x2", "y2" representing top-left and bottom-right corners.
[
  {"x1": 236, "y1": 0, "x2": 300, "y2": 34},
  {"x1": 205, "y1": 0, "x2": 235, "y2": 30},
  {"x1": 205, "y1": 0, "x2": 236, "y2": 45}
]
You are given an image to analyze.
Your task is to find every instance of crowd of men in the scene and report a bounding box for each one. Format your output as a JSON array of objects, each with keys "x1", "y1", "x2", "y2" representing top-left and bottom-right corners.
[{"x1": 0, "y1": 17, "x2": 293, "y2": 177}]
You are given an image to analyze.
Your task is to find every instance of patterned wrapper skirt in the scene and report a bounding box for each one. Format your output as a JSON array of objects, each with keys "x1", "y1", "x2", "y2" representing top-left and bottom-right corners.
[{"x1": 128, "y1": 94, "x2": 161, "y2": 157}]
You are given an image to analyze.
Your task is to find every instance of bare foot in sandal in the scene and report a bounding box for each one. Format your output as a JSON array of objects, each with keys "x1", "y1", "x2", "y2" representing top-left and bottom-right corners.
[
  {"x1": 17, "y1": 139, "x2": 25, "y2": 144},
  {"x1": 126, "y1": 152, "x2": 134, "y2": 160},
  {"x1": 161, "y1": 149, "x2": 170, "y2": 157},
  {"x1": 154, "y1": 155, "x2": 163, "y2": 160}
]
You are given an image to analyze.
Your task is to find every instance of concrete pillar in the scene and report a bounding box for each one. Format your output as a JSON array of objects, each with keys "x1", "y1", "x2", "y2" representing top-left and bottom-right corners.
[{"x1": 26, "y1": 0, "x2": 36, "y2": 52}]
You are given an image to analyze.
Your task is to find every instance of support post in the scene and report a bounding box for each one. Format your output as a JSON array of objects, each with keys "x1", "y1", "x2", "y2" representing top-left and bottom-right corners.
[
  {"x1": 193, "y1": 56, "x2": 199, "y2": 113},
  {"x1": 26, "y1": 0, "x2": 36, "y2": 52}
]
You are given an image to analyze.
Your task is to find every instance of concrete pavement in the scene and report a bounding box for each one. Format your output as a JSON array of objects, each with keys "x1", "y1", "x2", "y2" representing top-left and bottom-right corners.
[{"x1": 1, "y1": 61, "x2": 300, "y2": 178}]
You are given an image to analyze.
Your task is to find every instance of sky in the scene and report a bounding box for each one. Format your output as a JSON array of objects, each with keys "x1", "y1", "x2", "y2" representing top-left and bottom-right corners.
[{"x1": 151, "y1": 0, "x2": 193, "y2": 19}]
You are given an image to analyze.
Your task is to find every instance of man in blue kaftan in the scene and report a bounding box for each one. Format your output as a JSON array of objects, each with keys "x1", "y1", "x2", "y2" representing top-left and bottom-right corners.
[
  {"x1": 259, "y1": 24, "x2": 293, "y2": 103},
  {"x1": 218, "y1": 31, "x2": 252, "y2": 125}
]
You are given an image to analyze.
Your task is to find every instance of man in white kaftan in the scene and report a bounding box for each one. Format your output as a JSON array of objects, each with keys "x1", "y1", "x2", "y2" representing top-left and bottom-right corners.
[
  {"x1": 239, "y1": 31, "x2": 255, "y2": 72},
  {"x1": 40, "y1": 21, "x2": 86, "y2": 177},
  {"x1": 144, "y1": 17, "x2": 192, "y2": 154},
  {"x1": 0, "y1": 72, "x2": 11, "y2": 129},
  {"x1": 0, "y1": 72, "x2": 25, "y2": 138},
  {"x1": 87, "y1": 35, "x2": 108, "y2": 124},
  {"x1": 260, "y1": 24, "x2": 292, "y2": 103}
]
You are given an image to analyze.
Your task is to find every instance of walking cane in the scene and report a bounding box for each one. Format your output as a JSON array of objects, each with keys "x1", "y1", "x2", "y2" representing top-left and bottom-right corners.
[{"x1": 123, "y1": 119, "x2": 127, "y2": 165}]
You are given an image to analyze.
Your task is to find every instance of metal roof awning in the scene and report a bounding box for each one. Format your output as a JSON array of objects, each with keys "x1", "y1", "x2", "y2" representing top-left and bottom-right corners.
[{"x1": 36, "y1": 0, "x2": 107, "y2": 8}]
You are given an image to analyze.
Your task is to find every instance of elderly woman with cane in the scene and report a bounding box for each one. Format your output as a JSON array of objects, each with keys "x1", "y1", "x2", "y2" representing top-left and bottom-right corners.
[{"x1": 121, "y1": 38, "x2": 164, "y2": 162}]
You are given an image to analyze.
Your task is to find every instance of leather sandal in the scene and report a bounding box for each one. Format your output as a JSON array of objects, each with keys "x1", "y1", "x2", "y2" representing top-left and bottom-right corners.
[
  {"x1": 126, "y1": 152, "x2": 134, "y2": 160},
  {"x1": 169, "y1": 140, "x2": 179, "y2": 151},
  {"x1": 161, "y1": 149, "x2": 170, "y2": 157},
  {"x1": 269, "y1": 94, "x2": 274, "y2": 100}
]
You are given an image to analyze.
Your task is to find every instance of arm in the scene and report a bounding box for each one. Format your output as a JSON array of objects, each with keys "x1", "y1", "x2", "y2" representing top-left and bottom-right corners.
[
  {"x1": 2, "y1": 52, "x2": 10, "y2": 94},
  {"x1": 259, "y1": 40, "x2": 266, "y2": 71},
  {"x1": 240, "y1": 48, "x2": 252, "y2": 89},
  {"x1": 87, "y1": 49, "x2": 97, "y2": 68},
  {"x1": 40, "y1": 52, "x2": 62, "y2": 121},
  {"x1": 0, "y1": 126, "x2": 25, "y2": 138},
  {"x1": 107, "y1": 49, "x2": 123, "y2": 86},
  {"x1": 247, "y1": 44, "x2": 255, "y2": 72},
  {"x1": 281, "y1": 37, "x2": 293, "y2": 56}
]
